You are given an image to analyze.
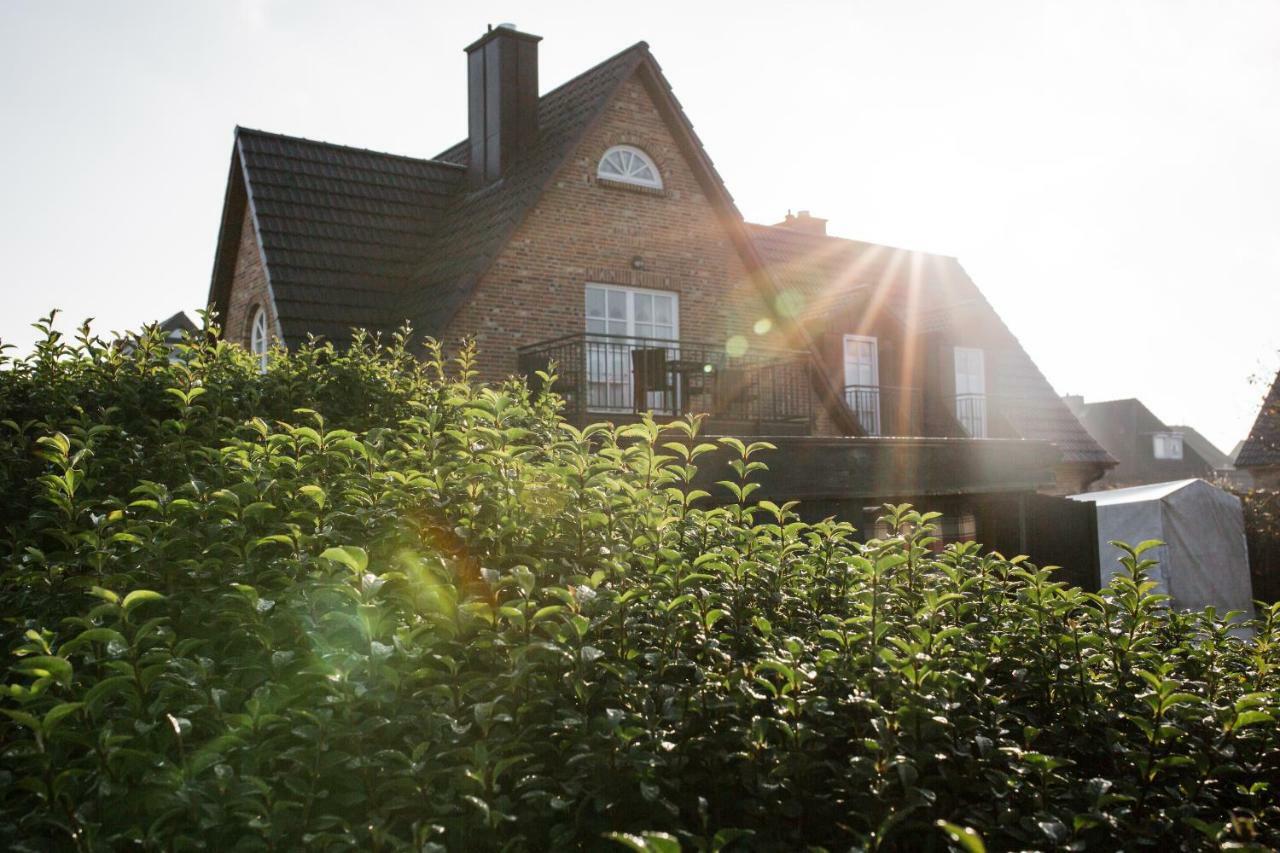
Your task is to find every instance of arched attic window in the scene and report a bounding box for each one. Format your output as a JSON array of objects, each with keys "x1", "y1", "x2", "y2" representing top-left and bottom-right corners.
[
  {"x1": 249, "y1": 306, "x2": 269, "y2": 371},
  {"x1": 597, "y1": 145, "x2": 663, "y2": 190}
]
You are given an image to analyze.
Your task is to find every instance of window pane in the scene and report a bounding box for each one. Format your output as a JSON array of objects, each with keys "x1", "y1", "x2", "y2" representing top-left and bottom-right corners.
[
  {"x1": 635, "y1": 323, "x2": 655, "y2": 339},
  {"x1": 635, "y1": 294, "x2": 653, "y2": 323},
  {"x1": 654, "y1": 296, "x2": 673, "y2": 325},
  {"x1": 608, "y1": 290, "x2": 626, "y2": 320},
  {"x1": 597, "y1": 146, "x2": 663, "y2": 189},
  {"x1": 586, "y1": 317, "x2": 606, "y2": 334},
  {"x1": 585, "y1": 287, "x2": 605, "y2": 318}
]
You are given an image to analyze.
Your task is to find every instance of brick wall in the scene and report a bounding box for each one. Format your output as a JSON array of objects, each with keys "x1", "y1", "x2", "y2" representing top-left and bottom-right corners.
[
  {"x1": 442, "y1": 73, "x2": 832, "y2": 425},
  {"x1": 223, "y1": 207, "x2": 277, "y2": 348}
]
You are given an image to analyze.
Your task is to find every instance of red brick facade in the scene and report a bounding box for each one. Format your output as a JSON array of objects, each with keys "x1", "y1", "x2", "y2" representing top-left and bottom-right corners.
[
  {"x1": 445, "y1": 75, "x2": 788, "y2": 388},
  {"x1": 223, "y1": 209, "x2": 276, "y2": 349}
]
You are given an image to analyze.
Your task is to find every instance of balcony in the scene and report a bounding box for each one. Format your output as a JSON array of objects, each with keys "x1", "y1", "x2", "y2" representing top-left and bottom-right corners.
[
  {"x1": 841, "y1": 387, "x2": 1020, "y2": 441},
  {"x1": 843, "y1": 384, "x2": 924, "y2": 437},
  {"x1": 517, "y1": 333, "x2": 818, "y2": 433}
]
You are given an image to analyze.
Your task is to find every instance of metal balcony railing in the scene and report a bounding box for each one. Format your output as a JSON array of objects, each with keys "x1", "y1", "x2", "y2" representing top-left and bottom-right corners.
[
  {"x1": 517, "y1": 333, "x2": 816, "y2": 429},
  {"x1": 842, "y1": 384, "x2": 924, "y2": 436},
  {"x1": 953, "y1": 393, "x2": 989, "y2": 438}
]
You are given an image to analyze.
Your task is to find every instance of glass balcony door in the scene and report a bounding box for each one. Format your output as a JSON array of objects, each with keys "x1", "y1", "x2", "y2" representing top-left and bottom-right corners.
[
  {"x1": 954, "y1": 346, "x2": 987, "y2": 437},
  {"x1": 584, "y1": 284, "x2": 679, "y2": 412},
  {"x1": 843, "y1": 334, "x2": 881, "y2": 435}
]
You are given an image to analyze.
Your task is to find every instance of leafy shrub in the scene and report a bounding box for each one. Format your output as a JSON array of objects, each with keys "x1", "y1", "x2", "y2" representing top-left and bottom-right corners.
[
  {"x1": 1, "y1": 317, "x2": 1278, "y2": 851},
  {"x1": 1240, "y1": 488, "x2": 1280, "y2": 604}
]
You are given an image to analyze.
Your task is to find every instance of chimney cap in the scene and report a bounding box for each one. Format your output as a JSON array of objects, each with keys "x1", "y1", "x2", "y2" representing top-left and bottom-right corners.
[{"x1": 465, "y1": 24, "x2": 542, "y2": 53}]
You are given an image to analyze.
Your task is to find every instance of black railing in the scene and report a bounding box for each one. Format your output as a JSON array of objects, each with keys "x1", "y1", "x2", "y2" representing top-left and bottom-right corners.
[
  {"x1": 843, "y1": 385, "x2": 924, "y2": 436},
  {"x1": 517, "y1": 333, "x2": 816, "y2": 429},
  {"x1": 953, "y1": 393, "x2": 989, "y2": 438}
]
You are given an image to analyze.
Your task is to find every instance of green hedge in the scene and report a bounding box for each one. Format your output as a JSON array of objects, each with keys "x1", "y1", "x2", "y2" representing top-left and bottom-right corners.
[
  {"x1": 1240, "y1": 488, "x2": 1280, "y2": 605},
  {"x1": 1, "y1": 317, "x2": 1277, "y2": 851}
]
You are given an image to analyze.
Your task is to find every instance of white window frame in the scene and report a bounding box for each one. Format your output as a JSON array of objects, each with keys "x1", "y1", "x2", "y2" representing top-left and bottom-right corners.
[
  {"x1": 249, "y1": 306, "x2": 269, "y2": 372},
  {"x1": 584, "y1": 282, "x2": 680, "y2": 342},
  {"x1": 584, "y1": 283, "x2": 680, "y2": 412},
  {"x1": 842, "y1": 334, "x2": 881, "y2": 435},
  {"x1": 597, "y1": 145, "x2": 664, "y2": 190},
  {"x1": 1153, "y1": 432, "x2": 1184, "y2": 460}
]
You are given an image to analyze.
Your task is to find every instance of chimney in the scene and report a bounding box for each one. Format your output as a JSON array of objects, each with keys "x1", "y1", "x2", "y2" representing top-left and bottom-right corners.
[
  {"x1": 1062, "y1": 394, "x2": 1086, "y2": 416},
  {"x1": 774, "y1": 209, "x2": 827, "y2": 236},
  {"x1": 466, "y1": 23, "x2": 542, "y2": 187}
]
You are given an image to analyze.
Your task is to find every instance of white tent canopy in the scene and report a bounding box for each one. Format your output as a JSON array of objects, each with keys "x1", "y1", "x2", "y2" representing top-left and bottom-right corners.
[{"x1": 1070, "y1": 479, "x2": 1254, "y2": 618}]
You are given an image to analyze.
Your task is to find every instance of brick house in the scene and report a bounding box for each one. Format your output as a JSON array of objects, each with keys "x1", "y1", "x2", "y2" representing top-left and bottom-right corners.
[
  {"x1": 1064, "y1": 397, "x2": 1221, "y2": 489},
  {"x1": 206, "y1": 26, "x2": 1113, "y2": 570}
]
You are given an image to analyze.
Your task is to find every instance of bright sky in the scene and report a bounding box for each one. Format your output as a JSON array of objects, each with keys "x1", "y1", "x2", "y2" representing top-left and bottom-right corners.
[{"x1": 2, "y1": 0, "x2": 1277, "y2": 452}]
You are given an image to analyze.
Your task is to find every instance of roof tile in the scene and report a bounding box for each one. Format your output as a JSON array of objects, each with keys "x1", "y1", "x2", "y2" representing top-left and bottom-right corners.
[
  {"x1": 228, "y1": 43, "x2": 647, "y2": 348},
  {"x1": 1237, "y1": 369, "x2": 1280, "y2": 468}
]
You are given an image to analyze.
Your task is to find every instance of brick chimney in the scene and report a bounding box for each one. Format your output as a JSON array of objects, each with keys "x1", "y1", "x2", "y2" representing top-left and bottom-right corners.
[
  {"x1": 774, "y1": 210, "x2": 828, "y2": 236},
  {"x1": 465, "y1": 24, "x2": 541, "y2": 187}
]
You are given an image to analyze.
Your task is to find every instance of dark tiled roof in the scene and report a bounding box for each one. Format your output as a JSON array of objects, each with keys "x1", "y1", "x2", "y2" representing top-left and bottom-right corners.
[
  {"x1": 747, "y1": 223, "x2": 1114, "y2": 466},
  {"x1": 1237, "y1": 368, "x2": 1280, "y2": 467},
  {"x1": 235, "y1": 128, "x2": 465, "y2": 347},
  {"x1": 158, "y1": 311, "x2": 198, "y2": 336},
  {"x1": 212, "y1": 43, "x2": 649, "y2": 349},
  {"x1": 1167, "y1": 424, "x2": 1232, "y2": 470}
]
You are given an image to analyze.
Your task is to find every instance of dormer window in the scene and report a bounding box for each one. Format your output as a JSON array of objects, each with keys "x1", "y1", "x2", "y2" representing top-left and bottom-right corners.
[
  {"x1": 597, "y1": 145, "x2": 663, "y2": 190},
  {"x1": 1154, "y1": 432, "x2": 1184, "y2": 460}
]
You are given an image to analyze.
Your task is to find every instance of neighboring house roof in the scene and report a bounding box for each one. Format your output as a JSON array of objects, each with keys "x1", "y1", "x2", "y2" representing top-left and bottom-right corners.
[
  {"x1": 158, "y1": 311, "x2": 198, "y2": 337},
  {"x1": 1237, "y1": 368, "x2": 1280, "y2": 468},
  {"x1": 1073, "y1": 397, "x2": 1221, "y2": 486},
  {"x1": 747, "y1": 223, "x2": 1114, "y2": 466},
  {"x1": 1229, "y1": 439, "x2": 1247, "y2": 465},
  {"x1": 1167, "y1": 424, "x2": 1232, "y2": 470},
  {"x1": 117, "y1": 311, "x2": 198, "y2": 353}
]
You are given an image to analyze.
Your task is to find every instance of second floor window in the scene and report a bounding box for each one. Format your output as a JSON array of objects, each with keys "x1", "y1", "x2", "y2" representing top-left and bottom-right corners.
[
  {"x1": 1153, "y1": 432, "x2": 1184, "y2": 460},
  {"x1": 585, "y1": 284, "x2": 679, "y2": 411},
  {"x1": 954, "y1": 346, "x2": 987, "y2": 438},
  {"x1": 597, "y1": 145, "x2": 663, "y2": 190},
  {"x1": 585, "y1": 284, "x2": 678, "y2": 340},
  {"x1": 843, "y1": 335, "x2": 881, "y2": 435}
]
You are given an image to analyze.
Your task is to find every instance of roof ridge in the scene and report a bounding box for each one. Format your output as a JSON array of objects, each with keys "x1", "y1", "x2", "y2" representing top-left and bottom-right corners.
[
  {"x1": 235, "y1": 126, "x2": 467, "y2": 170},
  {"x1": 746, "y1": 221, "x2": 957, "y2": 261},
  {"x1": 539, "y1": 40, "x2": 650, "y2": 102}
]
